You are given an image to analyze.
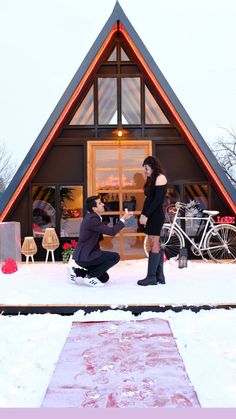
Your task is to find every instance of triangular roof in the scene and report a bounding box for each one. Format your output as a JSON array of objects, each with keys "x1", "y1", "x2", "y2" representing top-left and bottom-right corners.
[{"x1": 0, "y1": 1, "x2": 235, "y2": 219}]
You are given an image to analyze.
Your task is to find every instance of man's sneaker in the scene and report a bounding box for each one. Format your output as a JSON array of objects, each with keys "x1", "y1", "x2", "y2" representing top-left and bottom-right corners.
[
  {"x1": 98, "y1": 272, "x2": 109, "y2": 283},
  {"x1": 67, "y1": 267, "x2": 77, "y2": 283},
  {"x1": 83, "y1": 275, "x2": 104, "y2": 287},
  {"x1": 76, "y1": 267, "x2": 88, "y2": 278}
]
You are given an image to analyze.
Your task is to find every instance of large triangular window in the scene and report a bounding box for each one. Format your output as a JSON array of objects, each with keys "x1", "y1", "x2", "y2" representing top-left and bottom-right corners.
[
  {"x1": 145, "y1": 85, "x2": 169, "y2": 124},
  {"x1": 69, "y1": 40, "x2": 171, "y2": 127},
  {"x1": 69, "y1": 86, "x2": 94, "y2": 125}
]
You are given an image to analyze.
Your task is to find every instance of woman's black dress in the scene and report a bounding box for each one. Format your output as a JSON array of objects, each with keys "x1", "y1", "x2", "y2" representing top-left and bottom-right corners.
[{"x1": 141, "y1": 184, "x2": 167, "y2": 235}]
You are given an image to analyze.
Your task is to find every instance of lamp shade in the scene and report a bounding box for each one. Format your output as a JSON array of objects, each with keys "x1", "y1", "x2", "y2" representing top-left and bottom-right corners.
[
  {"x1": 112, "y1": 123, "x2": 128, "y2": 137},
  {"x1": 21, "y1": 236, "x2": 37, "y2": 257},
  {"x1": 42, "y1": 228, "x2": 59, "y2": 251}
]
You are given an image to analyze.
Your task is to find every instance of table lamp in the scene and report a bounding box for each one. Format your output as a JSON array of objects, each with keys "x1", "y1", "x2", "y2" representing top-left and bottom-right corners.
[
  {"x1": 42, "y1": 228, "x2": 59, "y2": 263},
  {"x1": 21, "y1": 236, "x2": 37, "y2": 263}
]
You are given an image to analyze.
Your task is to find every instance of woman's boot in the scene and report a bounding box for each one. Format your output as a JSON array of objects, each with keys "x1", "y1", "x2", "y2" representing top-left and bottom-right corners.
[
  {"x1": 137, "y1": 252, "x2": 161, "y2": 286},
  {"x1": 138, "y1": 251, "x2": 151, "y2": 282},
  {"x1": 156, "y1": 249, "x2": 166, "y2": 284}
]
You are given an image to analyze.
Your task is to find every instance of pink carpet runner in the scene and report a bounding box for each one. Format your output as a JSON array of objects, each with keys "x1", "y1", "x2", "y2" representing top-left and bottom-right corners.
[{"x1": 41, "y1": 318, "x2": 200, "y2": 408}]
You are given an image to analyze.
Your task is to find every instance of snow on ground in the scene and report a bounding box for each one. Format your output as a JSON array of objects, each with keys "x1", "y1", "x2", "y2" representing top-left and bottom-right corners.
[
  {"x1": 0, "y1": 258, "x2": 236, "y2": 407},
  {"x1": 0, "y1": 309, "x2": 236, "y2": 408},
  {"x1": 0, "y1": 258, "x2": 235, "y2": 306}
]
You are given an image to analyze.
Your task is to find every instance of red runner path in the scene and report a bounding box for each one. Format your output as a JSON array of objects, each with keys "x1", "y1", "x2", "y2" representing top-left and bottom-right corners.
[{"x1": 42, "y1": 318, "x2": 200, "y2": 408}]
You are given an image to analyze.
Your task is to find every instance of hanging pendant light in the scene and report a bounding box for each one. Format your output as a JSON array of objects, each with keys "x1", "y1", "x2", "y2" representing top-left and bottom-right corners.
[{"x1": 112, "y1": 123, "x2": 128, "y2": 138}]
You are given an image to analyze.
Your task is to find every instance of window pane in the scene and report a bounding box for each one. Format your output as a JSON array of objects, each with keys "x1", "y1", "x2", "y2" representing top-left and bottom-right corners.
[
  {"x1": 122, "y1": 215, "x2": 140, "y2": 233},
  {"x1": 123, "y1": 192, "x2": 145, "y2": 212},
  {"x1": 121, "y1": 78, "x2": 141, "y2": 124},
  {"x1": 107, "y1": 48, "x2": 117, "y2": 61},
  {"x1": 165, "y1": 186, "x2": 181, "y2": 207},
  {"x1": 69, "y1": 86, "x2": 94, "y2": 125},
  {"x1": 101, "y1": 193, "x2": 119, "y2": 209},
  {"x1": 121, "y1": 47, "x2": 130, "y2": 61},
  {"x1": 100, "y1": 191, "x2": 145, "y2": 214},
  {"x1": 184, "y1": 184, "x2": 209, "y2": 236},
  {"x1": 121, "y1": 147, "x2": 147, "y2": 169},
  {"x1": 98, "y1": 78, "x2": 117, "y2": 124},
  {"x1": 145, "y1": 85, "x2": 169, "y2": 124},
  {"x1": 122, "y1": 170, "x2": 145, "y2": 189},
  {"x1": 164, "y1": 186, "x2": 181, "y2": 223},
  {"x1": 184, "y1": 184, "x2": 208, "y2": 209},
  {"x1": 96, "y1": 171, "x2": 119, "y2": 190},
  {"x1": 32, "y1": 186, "x2": 56, "y2": 238},
  {"x1": 96, "y1": 148, "x2": 118, "y2": 168},
  {"x1": 102, "y1": 212, "x2": 120, "y2": 226},
  {"x1": 60, "y1": 186, "x2": 83, "y2": 237}
]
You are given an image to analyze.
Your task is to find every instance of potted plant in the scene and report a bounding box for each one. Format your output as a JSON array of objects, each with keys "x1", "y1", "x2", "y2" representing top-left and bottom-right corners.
[{"x1": 61, "y1": 240, "x2": 78, "y2": 263}]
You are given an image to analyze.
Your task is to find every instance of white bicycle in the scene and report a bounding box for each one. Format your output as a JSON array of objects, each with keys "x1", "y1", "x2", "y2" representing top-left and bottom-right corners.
[{"x1": 144, "y1": 201, "x2": 236, "y2": 263}]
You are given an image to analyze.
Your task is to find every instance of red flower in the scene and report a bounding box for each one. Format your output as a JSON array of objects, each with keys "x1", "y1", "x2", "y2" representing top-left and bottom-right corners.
[
  {"x1": 71, "y1": 240, "x2": 78, "y2": 248},
  {"x1": 61, "y1": 240, "x2": 79, "y2": 263},
  {"x1": 63, "y1": 242, "x2": 71, "y2": 250}
]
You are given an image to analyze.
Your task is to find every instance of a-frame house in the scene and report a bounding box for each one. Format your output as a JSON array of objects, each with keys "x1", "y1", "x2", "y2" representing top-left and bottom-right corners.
[{"x1": 0, "y1": 1, "x2": 235, "y2": 260}]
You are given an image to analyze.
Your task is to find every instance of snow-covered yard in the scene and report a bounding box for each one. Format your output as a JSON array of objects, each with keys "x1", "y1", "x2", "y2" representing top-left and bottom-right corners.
[
  {"x1": 0, "y1": 259, "x2": 236, "y2": 408},
  {"x1": 0, "y1": 258, "x2": 235, "y2": 307}
]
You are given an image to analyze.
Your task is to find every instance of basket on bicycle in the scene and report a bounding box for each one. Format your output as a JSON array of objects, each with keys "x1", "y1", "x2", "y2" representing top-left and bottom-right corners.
[
  {"x1": 184, "y1": 200, "x2": 203, "y2": 218},
  {"x1": 166, "y1": 200, "x2": 203, "y2": 219},
  {"x1": 184, "y1": 201, "x2": 205, "y2": 236}
]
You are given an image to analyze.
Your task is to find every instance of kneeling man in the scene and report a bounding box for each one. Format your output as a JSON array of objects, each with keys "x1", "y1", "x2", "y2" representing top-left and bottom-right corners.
[{"x1": 68, "y1": 195, "x2": 133, "y2": 287}]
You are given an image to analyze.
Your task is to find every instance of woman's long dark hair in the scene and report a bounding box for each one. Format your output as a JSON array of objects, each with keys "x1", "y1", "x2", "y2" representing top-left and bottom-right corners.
[{"x1": 143, "y1": 156, "x2": 166, "y2": 195}]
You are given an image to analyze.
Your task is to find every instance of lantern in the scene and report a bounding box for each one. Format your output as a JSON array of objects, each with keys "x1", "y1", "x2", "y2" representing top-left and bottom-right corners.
[
  {"x1": 42, "y1": 228, "x2": 59, "y2": 263},
  {"x1": 21, "y1": 236, "x2": 37, "y2": 263},
  {"x1": 178, "y1": 247, "x2": 188, "y2": 269}
]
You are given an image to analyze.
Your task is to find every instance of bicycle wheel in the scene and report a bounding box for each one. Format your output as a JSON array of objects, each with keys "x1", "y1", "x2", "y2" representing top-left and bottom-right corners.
[
  {"x1": 205, "y1": 224, "x2": 236, "y2": 263},
  {"x1": 143, "y1": 224, "x2": 184, "y2": 259}
]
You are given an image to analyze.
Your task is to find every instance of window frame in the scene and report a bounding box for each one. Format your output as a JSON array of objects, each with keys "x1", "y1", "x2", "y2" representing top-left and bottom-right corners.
[
  {"x1": 31, "y1": 183, "x2": 84, "y2": 239},
  {"x1": 68, "y1": 39, "x2": 172, "y2": 129}
]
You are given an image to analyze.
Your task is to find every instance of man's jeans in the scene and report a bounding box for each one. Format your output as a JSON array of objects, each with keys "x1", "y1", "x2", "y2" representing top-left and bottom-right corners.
[{"x1": 79, "y1": 251, "x2": 120, "y2": 282}]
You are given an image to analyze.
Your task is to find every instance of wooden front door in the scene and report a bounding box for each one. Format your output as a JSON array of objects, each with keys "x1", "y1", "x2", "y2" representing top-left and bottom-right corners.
[{"x1": 87, "y1": 141, "x2": 152, "y2": 259}]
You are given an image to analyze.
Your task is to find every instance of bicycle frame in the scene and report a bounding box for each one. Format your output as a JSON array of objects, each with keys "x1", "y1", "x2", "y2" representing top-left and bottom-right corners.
[{"x1": 165, "y1": 206, "x2": 218, "y2": 259}]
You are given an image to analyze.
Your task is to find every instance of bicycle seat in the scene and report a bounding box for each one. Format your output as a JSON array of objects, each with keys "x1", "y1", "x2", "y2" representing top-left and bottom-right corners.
[{"x1": 202, "y1": 210, "x2": 219, "y2": 216}]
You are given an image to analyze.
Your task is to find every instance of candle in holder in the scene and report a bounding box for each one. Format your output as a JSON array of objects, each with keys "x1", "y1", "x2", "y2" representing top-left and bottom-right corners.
[
  {"x1": 21, "y1": 236, "x2": 37, "y2": 263},
  {"x1": 42, "y1": 228, "x2": 59, "y2": 263}
]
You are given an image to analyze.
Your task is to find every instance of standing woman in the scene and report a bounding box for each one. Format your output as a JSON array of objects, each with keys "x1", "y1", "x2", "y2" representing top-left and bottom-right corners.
[{"x1": 138, "y1": 156, "x2": 167, "y2": 286}]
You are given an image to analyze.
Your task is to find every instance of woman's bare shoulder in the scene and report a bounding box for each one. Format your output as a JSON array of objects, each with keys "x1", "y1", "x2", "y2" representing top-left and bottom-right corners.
[{"x1": 155, "y1": 174, "x2": 167, "y2": 186}]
